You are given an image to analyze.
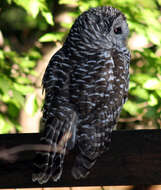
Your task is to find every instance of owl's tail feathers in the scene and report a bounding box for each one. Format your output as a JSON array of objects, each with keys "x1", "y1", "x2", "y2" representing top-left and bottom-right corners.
[
  {"x1": 32, "y1": 112, "x2": 76, "y2": 184},
  {"x1": 72, "y1": 153, "x2": 96, "y2": 179}
]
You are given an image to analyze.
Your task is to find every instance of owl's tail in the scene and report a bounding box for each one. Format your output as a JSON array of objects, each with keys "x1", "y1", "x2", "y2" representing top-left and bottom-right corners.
[
  {"x1": 32, "y1": 110, "x2": 77, "y2": 184},
  {"x1": 71, "y1": 119, "x2": 113, "y2": 179},
  {"x1": 72, "y1": 153, "x2": 97, "y2": 179},
  {"x1": 71, "y1": 124, "x2": 99, "y2": 179}
]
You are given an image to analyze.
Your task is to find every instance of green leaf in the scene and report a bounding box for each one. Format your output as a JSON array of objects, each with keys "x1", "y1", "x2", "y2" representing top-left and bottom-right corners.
[
  {"x1": 60, "y1": 22, "x2": 73, "y2": 29},
  {"x1": 13, "y1": 83, "x2": 34, "y2": 95},
  {"x1": 39, "y1": 32, "x2": 64, "y2": 42},
  {"x1": 28, "y1": 49, "x2": 41, "y2": 60},
  {"x1": 12, "y1": 0, "x2": 54, "y2": 25},
  {"x1": 4, "y1": 50, "x2": 17, "y2": 59},
  {"x1": 138, "y1": 0, "x2": 157, "y2": 8},
  {"x1": 41, "y1": 11, "x2": 54, "y2": 25},
  {"x1": 20, "y1": 58, "x2": 36, "y2": 68},
  {"x1": 0, "y1": 76, "x2": 11, "y2": 94},
  {"x1": 0, "y1": 50, "x2": 4, "y2": 59},
  {"x1": 129, "y1": 81, "x2": 136, "y2": 90},
  {"x1": 123, "y1": 100, "x2": 142, "y2": 116},
  {"x1": 0, "y1": 94, "x2": 10, "y2": 103},
  {"x1": 28, "y1": 0, "x2": 40, "y2": 18},
  {"x1": 148, "y1": 94, "x2": 158, "y2": 106},
  {"x1": 30, "y1": 70, "x2": 38, "y2": 76},
  {"x1": 59, "y1": 0, "x2": 78, "y2": 5},
  {"x1": 147, "y1": 27, "x2": 161, "y2": 45},
  {"x1": 143, "y1": 78, "x2": 161, "y2": 90},
  {"x1": 8, "y1": 103, "x2": 19, "y2": 118},
  {"x1": 130, "y1": 86, "x2": 149, "y2": 100},
  {"x1": 131, "y1": 73, "x2": 150, "y2": 85},
  {"x1": 13, "y1": 0, "x2": 39, "y2": 18},
  {"x1": 12, "y1": 89, "x2": 25, "y2": 107},
  {"x1": 0, "y1": 115, "x2": 5, "y2": 131},
  {"x1": 16, "y1": 77, "x2": 31, "y2": 84},
  {"x1": 158, "y1": 0, "x2": 161, "y2": 5},
  {"x1": 0, "y1": 115, "x2": 14, "y2": 134},
  {"x1": 156, "y1": 90, "x2": 161, "y2": 97},
  {"x1": 145, "y1": 106, "x2": 157, "y2": 118},
  {"x1": 2, "y1": 121, "x2": 14, "y2": 133}
]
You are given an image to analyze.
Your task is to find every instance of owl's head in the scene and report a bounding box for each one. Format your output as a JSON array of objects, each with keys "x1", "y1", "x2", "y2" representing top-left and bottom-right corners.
[
  {"x1": 103, "y1": 7, "x2": 129, "y2": 48},
  {"x1": 67, "y1": 6, "x2": 129, "y2": 50}
]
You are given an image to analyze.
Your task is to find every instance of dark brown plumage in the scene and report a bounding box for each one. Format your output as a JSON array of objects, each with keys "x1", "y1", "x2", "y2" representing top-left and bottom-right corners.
[{"x1": 32, "y1": 6, "x2": 130, "y2": 184}]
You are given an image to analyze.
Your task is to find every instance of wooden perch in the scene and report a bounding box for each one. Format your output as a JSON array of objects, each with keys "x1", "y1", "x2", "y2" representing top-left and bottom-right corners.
[{"x1": 0, "y1": 129, "x2": 161, "y2": 188}]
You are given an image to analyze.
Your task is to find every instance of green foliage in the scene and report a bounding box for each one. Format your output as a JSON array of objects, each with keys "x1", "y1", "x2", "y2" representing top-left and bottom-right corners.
[
  {"x1": 39, "y1": 32, "x2": 65, "y2": 42},
  {"x1": 8, "y1": 0, "x2": 54, "y2": 25},
  {"x1": 0, "y1": 0, "x2": 160, "y2": 133},
  {"x1": 0, "y1": 48, "x2": 41, "y2": 133}
]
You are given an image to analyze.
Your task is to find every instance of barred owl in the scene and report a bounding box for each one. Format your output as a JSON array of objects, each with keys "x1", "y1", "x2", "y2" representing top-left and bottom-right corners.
[{"x1": 32, "y1": 6, "x2": 130, "y2": 184}]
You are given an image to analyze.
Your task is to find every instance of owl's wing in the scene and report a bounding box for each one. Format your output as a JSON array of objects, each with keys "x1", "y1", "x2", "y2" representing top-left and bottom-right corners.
[{"x1": 32, "y1": 49, "x2": 77, "y2": 184}]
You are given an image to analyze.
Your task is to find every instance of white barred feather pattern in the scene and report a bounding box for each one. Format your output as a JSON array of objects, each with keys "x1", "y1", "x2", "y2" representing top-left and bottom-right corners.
[{"x1": 32, "y1": 6, "x2": 130, "y2": 184}]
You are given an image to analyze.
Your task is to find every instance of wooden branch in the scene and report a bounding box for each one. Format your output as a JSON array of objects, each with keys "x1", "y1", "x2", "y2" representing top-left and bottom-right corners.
[{"x1": 0, "y1": 130, "x2": 161, "y2": 188}]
